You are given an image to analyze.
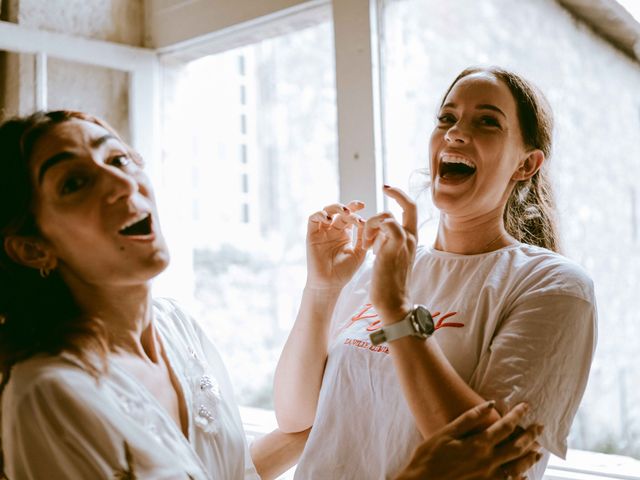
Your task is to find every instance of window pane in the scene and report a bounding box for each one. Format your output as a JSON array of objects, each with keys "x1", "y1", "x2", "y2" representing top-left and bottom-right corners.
[
  {"x1": 381, "y1": 0, "x2": 640, "y2": 457},
  {"x1": 159, "y1": 22, "x2": 338, "y2": 409}
]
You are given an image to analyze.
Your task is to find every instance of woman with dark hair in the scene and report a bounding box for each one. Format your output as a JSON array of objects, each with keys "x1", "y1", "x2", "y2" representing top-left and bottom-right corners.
[
  {"x1": 0, "y1": 110, "x2": 543, "y2": 479},
  {"x1": 0, "y1": 110, "x2": 283, "y2": 479},
  {"x1": 275, "y1": 67, "x2": 597, "y2": 479}
]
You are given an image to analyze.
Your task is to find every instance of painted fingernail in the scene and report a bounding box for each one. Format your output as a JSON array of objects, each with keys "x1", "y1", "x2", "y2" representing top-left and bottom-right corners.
[
  {"x1": 483, "y1": 400, "x2": 496, "y2": 410},
  {"x1": 383, "y1": 184, "x2": 391, "y2": 188}
]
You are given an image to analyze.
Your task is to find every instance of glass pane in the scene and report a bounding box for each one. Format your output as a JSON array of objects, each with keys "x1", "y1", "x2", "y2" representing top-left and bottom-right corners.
[
  {"x1": 159, "y1": 21, "x2": 338, "y2": 408},
  {"x1": 47, "y1": 57, "x2": 131, "y2": 143},
  {"x1": 381, "y1": 0, "x2": 640, "y2": 458}
]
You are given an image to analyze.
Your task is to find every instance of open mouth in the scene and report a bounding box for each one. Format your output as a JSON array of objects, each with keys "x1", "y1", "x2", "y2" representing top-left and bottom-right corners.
[
  {"x1": 439, "y1": 155, "x2": 477, "y2": 181},
  {"x1": 118, "y1": 213, "x2": 152, "y2": 236}
]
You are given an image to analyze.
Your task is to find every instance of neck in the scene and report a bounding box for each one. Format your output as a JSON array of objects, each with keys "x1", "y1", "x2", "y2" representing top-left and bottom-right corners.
[
  {"x1": 61, "y1": 273, "x2": 160, "y2": 363},
  {"x1": 434, "y1": 208, "x2": 517, "y2": 255}
]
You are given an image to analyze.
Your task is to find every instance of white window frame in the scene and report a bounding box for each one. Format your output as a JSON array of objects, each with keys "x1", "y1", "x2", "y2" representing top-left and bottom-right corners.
[
  {"x1": 0, "y1": 20, "x2": 160, "y2": 184},
  {"x1": 2, "y1": 1, "x2": 639, "y2": 477}
]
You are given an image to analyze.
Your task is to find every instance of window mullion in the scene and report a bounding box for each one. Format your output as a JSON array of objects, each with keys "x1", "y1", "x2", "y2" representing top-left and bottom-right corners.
[{"x1": 332, "y1": 0, "x2": 385, "y2": 216}]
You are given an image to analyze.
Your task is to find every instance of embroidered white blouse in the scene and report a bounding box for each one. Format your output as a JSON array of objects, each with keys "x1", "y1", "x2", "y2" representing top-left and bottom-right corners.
[{"x1": 1, "y1": 298, "x2": 259, "y2": 480}]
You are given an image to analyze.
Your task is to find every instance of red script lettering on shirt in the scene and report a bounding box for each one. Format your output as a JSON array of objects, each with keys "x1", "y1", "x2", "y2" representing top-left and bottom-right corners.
[{"x1": 349, "y1": 304, "x2": 465, "y2": 333}]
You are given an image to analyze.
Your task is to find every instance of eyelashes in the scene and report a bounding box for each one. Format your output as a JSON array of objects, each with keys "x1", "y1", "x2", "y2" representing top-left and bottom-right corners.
[{"x1": 436, "y1": 113, "x2": 502, "y2": 129}]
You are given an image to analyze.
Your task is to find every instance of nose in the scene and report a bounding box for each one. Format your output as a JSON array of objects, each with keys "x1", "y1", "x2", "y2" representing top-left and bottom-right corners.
[
  {"x1": 103, "y1": 166, "x2": 138, "y2": 204},
  {"x1": 444, "y1": 123, "x2": 470, "y2": 144}
]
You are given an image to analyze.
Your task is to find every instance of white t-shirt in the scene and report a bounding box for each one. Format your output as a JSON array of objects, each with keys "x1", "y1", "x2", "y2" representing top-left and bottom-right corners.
[
  {"x1": 1, "y1": 298, "x2": 259, "y2": 480},
  {"x1": 295, "y1": 243, "x2": 597, "y2": 480}
]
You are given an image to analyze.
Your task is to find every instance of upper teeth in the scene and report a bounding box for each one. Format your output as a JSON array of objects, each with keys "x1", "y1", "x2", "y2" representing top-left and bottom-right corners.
[
  {"x1": 120, "y1": 213, "x2": 149, "y2": 231},
  {"x1": 441, "y1": 155, "x2": 475, "y2": 168}
]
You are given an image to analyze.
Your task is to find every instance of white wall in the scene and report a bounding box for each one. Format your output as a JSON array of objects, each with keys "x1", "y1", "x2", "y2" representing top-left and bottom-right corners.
[
  {"x1": 1, "y1": 0, "x2": 144, "y2": 139},
  {"x1": 146, "y1": 0, "x2": 311, "y2": 48}
]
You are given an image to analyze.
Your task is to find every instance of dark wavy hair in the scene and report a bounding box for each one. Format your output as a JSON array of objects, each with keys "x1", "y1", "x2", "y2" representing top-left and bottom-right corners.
[{"x1": 440, "y1": 66, "x2": 560, "y2": 252}]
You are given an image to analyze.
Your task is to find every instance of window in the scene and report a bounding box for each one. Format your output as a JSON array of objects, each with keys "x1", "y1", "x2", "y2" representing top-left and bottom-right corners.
[
  {"x1": 158, "y1": 20, "x2": 338, "y2": 409},
  {"x1": 380, "y1": 0, "x2": 640, "y2": 459}
]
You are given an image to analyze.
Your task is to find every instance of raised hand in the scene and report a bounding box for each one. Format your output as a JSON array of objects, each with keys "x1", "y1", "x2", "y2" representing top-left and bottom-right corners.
[
  {"x1": 305, "y1": 200, "x2": 366, "y2": 290},
  {"x1": 366, "y1": 186, "x2": 418, "y2": 323},
  {"x1": 396, "y1": 402, "x2": 543, "y2": 480}
]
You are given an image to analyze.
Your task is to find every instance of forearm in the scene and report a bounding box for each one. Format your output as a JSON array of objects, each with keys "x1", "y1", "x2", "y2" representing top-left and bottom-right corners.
[
  {"x1": 250, "y1": 427, "x2": 311, "y2": 480},
  {"x1": 273, "y1": 286, "x2": 341, "y2": 432},
  {"x1": 387, "y1": 334, "x2": 500, "y2": 439}
]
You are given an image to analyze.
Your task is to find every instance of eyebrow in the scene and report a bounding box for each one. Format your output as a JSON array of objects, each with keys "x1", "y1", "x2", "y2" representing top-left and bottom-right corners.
[
  {"x1": 37, "y1": 134, "x2": 118, "y2": 184},
  {"x1": 441, "y1": 102, "x2": 506, "y2": 118}
]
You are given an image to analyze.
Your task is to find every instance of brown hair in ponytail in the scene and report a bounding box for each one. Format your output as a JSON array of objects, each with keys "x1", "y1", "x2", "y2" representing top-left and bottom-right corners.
[{"x1": 440, "y1": 67, "x2": 560, "y2": 252}]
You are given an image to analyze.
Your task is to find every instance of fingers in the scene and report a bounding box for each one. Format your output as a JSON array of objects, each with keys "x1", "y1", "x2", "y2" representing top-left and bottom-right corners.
[
  {"x1": 494, "y1": 424, "x2": 543, "y2": 465},
  {"x1": 308, "y1": 201, "x2": 365, "y2": 234},
  {"x1": 482, "y1": 403, "x2": 530, "y2": 445},
  {"x1": 363, "y1": 212, "x2": 395, "y2": 250},
  {"x1": 308, "y1": 210, "x2": 333, "y2": 231},
  {"x1": 323, "y1": 201, "x2": 365, "y2": 217},
  {"x1": 500, "y1": 449, "x2": 543, "y2": 479},
  {"x1": 331, "y1": 212, "x2": 364, "y2": 231},
  {"x1": 436, "y1": 401, "x2": 497, "y2": 439},
  {"x1": 382, "y1": 185, "x2": 418, "y2": 237},
  {"x1": 345, "y1": 200, "x2": 365, "y2": 213}
]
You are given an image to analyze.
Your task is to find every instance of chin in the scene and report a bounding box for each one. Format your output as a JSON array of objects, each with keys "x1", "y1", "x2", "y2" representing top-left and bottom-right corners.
[{"x1": 149, "y1": 249, "x2": 171, "y2": 278}]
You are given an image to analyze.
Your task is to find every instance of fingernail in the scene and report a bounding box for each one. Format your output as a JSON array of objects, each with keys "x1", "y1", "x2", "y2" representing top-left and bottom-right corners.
[
  {"x1": 358, "y1": 218, "x2": 365, "y2": 224},
  {"x1": 383, "y1": 184, "x2": 390, "y2": 189},
  {"x1": 521, "y1": 402, "x2": 530, "y2": 412},
  {"x1": 482, "y1": 400, "x2": 496, "y2": 410},
  {"x1": 342, "y1": 206, "x2": 350, "y2": 212}
]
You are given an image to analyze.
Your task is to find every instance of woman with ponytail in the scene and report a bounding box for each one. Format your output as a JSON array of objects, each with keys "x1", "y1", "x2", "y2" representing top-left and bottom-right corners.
[{"x1": 275, "y1": 67, "x2": 597, "y2": 479}]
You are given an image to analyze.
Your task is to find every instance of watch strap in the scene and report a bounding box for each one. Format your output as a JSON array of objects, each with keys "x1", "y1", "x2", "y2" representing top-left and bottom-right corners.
[
  {"x1": 369, "y1": 309, "x2": 414, "y2": 346},
  {"x1": 379, "y1": 317, "x2": 417, "y2": 343}
]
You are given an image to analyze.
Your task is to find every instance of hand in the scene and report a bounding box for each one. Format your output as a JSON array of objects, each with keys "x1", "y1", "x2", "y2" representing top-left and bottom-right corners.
[
  {"x1": 396, "y1": 402, "x2": 543, "y2": 480},
  {"x1": 366, "y1": 186, "x2": 417, "y2": 322},
  {"x1": 305, "y1": 200, "x2": 366, "y2": 290}
]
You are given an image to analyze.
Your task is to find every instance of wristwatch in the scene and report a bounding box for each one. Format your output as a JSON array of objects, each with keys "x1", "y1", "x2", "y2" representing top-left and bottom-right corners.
[{"x1": 369, "y1": 305, "x2": 434, "y2": 346}]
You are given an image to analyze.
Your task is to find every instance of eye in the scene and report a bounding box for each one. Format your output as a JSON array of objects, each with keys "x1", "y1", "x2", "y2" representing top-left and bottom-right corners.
[
  {"x1": 108, "y1": 154, "x2": 130, "y2": 168},
  {"x1": 479, "y1": 116, "x2": 501, "y2": 127},
  {"x1": 60, "y1": 175, "x2": 89, "y2": 195},
  {"x1": 437, "y1": 113, "x2": 456, "y2": 125}
]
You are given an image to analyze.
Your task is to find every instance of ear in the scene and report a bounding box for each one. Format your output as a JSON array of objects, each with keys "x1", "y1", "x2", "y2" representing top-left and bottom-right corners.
[
  {"x1": 3, "y1": 236, "x2": 57, "y2": 271},
  {"x1": 512, "y1": 149, "x2": 544, "y2": 181}
]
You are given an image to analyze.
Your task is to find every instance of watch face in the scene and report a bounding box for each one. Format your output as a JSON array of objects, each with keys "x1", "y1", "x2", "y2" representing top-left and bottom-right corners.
[{"x1": 413, "y1": 306, "x2": 434, "y2": 336}]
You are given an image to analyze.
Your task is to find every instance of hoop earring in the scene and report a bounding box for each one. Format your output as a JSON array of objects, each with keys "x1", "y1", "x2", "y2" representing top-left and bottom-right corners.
[{"x1": 39, "y1": 266, "x2": 52, "y2": 278}]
